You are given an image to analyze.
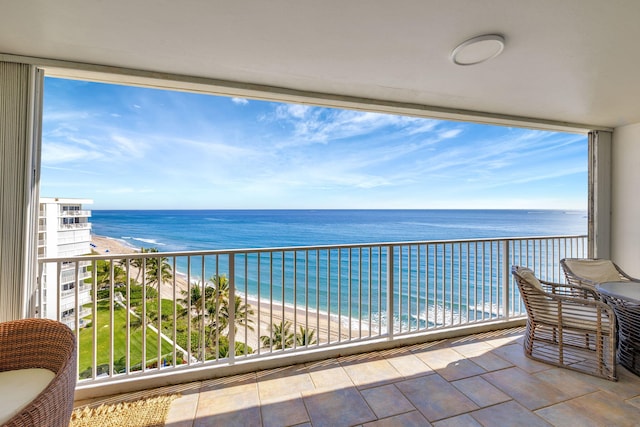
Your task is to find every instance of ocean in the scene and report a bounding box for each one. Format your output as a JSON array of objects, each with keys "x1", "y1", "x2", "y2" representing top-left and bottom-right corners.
[
  {"x1": 91, "y1": 209, "x2": 588, "y2": 329},
  {"x1": 91, "y1": 209, "x2": 587, "y2": 251}
]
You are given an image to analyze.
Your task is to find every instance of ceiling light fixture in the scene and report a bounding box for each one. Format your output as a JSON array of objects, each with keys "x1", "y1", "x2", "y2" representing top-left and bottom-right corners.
[{"x1": 451, "y1": 34, "x2": 505, "y2": 66}]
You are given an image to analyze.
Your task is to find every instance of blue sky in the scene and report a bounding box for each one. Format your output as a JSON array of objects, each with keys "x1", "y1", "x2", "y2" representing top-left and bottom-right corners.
[{"x1": 41, "y1": 77, "x2": 587, "y2": 210}]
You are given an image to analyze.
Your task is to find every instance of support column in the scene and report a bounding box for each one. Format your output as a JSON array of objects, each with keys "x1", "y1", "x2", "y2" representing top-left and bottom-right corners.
[
  {"x1": 588, "y1": 130, "x2": 612, "y2": 259},
  {"x1": 0, "y1": 61, "x2": 43, "y2": 321}
]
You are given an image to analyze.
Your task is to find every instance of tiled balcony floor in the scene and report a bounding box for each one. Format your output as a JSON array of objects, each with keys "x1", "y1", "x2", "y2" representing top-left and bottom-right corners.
[{"x1": 75, "y1": 327, "x2": 640, "y2": 426}]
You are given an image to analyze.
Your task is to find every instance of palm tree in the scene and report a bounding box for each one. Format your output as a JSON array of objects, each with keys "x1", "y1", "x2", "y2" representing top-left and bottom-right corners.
[
  {"x1": 178, "y1": 282, "x2": 213, "y2": 326},
  {"x1": 130, "y1": 247, "x2": 153, "y2": 284},
  {"x1": 205, "y1": 275, "x2": 255, "y2": 342},
  {"x1": 296, "y1": 325, "x2": 317, "y2": 346},
  {"x1": 260, "y1": 320, "x2": 296, "y2": 350},
  {"x1": 145, "y1": 248, "x2": 172, "y2": 290},
  {"x1": 91, "y1": 259, "x2": 127, "y2": 290},
  {"x1": 212, "y1": 295, "x2": 255, "y2": 340}
]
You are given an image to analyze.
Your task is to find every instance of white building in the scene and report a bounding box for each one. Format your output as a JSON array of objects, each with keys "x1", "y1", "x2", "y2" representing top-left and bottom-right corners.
[{"x1": 38, "y1": 197, "x2": 93, "y2": 328}]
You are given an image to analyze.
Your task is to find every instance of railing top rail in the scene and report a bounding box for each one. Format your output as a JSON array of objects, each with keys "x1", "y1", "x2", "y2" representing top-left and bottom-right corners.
[{"x1": 39, "y1": 234, "x2": 587, "y2": 263}]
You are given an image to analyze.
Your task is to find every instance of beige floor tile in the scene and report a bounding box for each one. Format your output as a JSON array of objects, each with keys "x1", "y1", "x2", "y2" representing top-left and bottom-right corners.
[
  {"x1": 481, "y1": 367, "x2": 572, "y2": 410},
  {"x1": 341, "y1": 356, "x2": 402, "y2": 389},
  {"x1": 307, "y1": 359, "x2": 354, "y2": 390},
  {"x1": 575, "y1": 366, "x2": 640, "y2": 400},
  {"x1": 627, "y1": 394, "x2": 640, "y2": 409},
  {"x1": 193, "y1": 406, "x2": 262, "y2": 427},
  {"x1": 384, "y1": 352, "x2": 434, "y2": 378},
  {"x1": 360, "y1": 384, "x2": 415, "y2": 419},
  {"x1": 395, "y1": 374, "x2": 478, "y2": 422},
  {"x1": 165, "y1": 393, "x2": 199, "y2": 426},
  {"x1": 446, "y1": 339, "x2": 494, "y2": 356},
  {"x1": 260, "y1": 394, "x2": 310, "y2": 427},
  {"x1": 490, "y1": 343, "x2": 552, "y2": 373},
  {"x1": 535, "y1": 401, "x2": 604, "y2": 427},
  {"x1": 305, "y1": 357, "x2": 341, "y2": 370},
  {"x1": 195, "y1": 385, "x2": 262, "y2": 427},
  {"x1": 480, "y1": 328, "x2": 526, "y2": 348},
  {"x1": 532, "y1": 367, "x2": 599, "y2": 398},
  {"x1": 470, "y1": 400, "x2": 551, "y2": 427},
  {"x1": 451, "y1": 376, "x2": 510, "y2": 407},
  {"x1": 199, "y1": 372, "x2": 257, "y2": 395},
  {"x1": 303, "y1": 386, "x2": 376, "y2": 427},
  {"x1": 463, "y1": 349, "x2": 513, "y2": 372},
  {"x1": 432, "y1": 413, "x2": 482, "y2": 427},
  {"x1": 558, "y1": 390, "x2": 640, "y2": 427},
  {"x1": 257, "y1": 365, "x2": 316, "y2": 400},
  {"x1": 414, "y1": 347, "x2": 485, "y2": 381},
  {"x1": 196, "y1": 387, "x2": 260, "y2": 417},
  {"x1": 363, "y1": 410, "x2": 431, "y2": 426}
]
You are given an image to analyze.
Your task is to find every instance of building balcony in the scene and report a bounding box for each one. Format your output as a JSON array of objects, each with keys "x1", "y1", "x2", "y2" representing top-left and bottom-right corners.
[
  {"x1": 38, "y1": 234, "x2": 598, "y2": 414},
  {"x1": 61, "y1": 283, "x2": 92, "y2": 301},
  {"x1": 59, "y1": 222, "x2": 91, "y2": 230},
  {"x1": 61, "y1": 307, "x2": 92, "y2": 330},
  {"x1": 73, "y1": 326, "x2": 640, "y2": 425},
  {"x1": 60, "y1": 209, "x2": 92, "y2": 217}
]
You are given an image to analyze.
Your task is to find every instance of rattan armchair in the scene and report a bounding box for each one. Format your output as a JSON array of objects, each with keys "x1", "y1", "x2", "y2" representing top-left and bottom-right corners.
[
  {"x1": 561, "y1": 258, "x2": 639, "y2": 290},
  {"x1": 512, "y1": 266, "x2": 617, "y2": 381},
  {"x1": 0, "y1": 318, "x2": 77, "y2": 427}
]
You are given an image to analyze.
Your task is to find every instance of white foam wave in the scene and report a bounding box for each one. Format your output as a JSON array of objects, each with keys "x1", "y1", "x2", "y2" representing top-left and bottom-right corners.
[{"x1": 127, "y1": 237, "x2": 166, "y2": 246}]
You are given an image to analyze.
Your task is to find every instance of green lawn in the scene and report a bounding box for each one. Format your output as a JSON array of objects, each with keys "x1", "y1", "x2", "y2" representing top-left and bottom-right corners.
[{"x1": 78, "y1": 300, "x2": 177, "y2": 378}]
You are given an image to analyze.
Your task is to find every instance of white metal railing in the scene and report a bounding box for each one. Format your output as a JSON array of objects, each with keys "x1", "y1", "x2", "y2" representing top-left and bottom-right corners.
[
  {"x1": 59, "y1": 223, "x2": 91, "y2": 230},
  {"x1": 37, "y1": 234, "x2": 586, "y2": 384},
  {"x1": 60, "y1": 209, "x2": 91, "y2": 217}
]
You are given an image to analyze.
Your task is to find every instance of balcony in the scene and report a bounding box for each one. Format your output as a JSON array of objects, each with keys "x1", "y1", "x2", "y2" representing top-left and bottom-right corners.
[
  {"x1": 59, "y1": 222, "x2": 91, "y2": 230},
  {"x1": 73, "y1": 326, "x2": 640, "y2": 425},
  {"x1": 60, "y1": 209, "x2": 92, "y2": 217},
  {"x1": 37, "y1": 234, "x2": 590, "y2": 401}
]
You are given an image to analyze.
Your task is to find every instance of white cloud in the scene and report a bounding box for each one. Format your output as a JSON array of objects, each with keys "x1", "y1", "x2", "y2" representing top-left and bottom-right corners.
[
  {"x1": 41, "y1": 143, "x2": 103, "y2": 164},
  {"x1": 110, "y1": 134, "x2": 147, "y2": 158},
  {"x1": 438, "y1": 129, "x2": 462, "y2": 139},
  {"x1": 42, "y1": 110, "x2": 91, "y2": 122},
  {"x1": 270, "y1": 107, "x2": 457, "y2": 148},
  {"x1": 231, "y1": 97, "x2": 249, "y2": 105}
]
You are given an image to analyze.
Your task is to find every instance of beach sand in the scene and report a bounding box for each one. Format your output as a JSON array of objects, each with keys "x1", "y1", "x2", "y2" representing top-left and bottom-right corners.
[{"x1": 90, "y1": 235, "x2": 347, "y2": 350}]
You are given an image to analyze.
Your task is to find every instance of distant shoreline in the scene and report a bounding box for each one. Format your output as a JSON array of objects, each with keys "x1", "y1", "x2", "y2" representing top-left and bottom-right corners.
[{"x1": 90, "y1": 234, "x2": 346, "y2": 347}]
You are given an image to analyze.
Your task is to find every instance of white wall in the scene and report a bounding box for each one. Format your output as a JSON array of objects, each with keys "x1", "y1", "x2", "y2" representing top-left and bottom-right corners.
[{"x1": 611, "y1": 122, "x2": 640, "y2": 276}]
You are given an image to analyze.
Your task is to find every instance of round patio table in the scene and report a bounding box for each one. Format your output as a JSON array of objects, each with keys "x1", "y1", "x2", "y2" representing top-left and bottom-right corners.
[{"x1": 596, "y1": 281, "x2": 640, "y2": 376}]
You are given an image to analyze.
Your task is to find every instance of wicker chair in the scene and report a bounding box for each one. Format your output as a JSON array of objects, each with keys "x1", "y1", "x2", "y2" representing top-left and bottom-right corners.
[
  {"x1": 512, "y1": 266, "x2": 617, "y2": 381},
  {"x1": 0, "y1": 318, "x2": 77, "y2": 427},
  {"x1": 561, "y1": 258, "x2": 639, "y2": 290}
]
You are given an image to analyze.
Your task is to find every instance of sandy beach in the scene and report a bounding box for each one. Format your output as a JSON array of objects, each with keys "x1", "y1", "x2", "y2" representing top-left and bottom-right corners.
[{"x1": 90, "y1": 235, "x2": 347, "y2": 350}]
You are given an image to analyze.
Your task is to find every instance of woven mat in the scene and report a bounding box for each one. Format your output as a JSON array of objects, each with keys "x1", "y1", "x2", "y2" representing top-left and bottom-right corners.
[{"x1": 70, "y1": 394, "x2": 179, "y2": 427}]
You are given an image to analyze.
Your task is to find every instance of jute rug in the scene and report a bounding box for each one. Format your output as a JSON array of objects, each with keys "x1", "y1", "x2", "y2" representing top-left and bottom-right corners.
[{"x1": 69, "y1": 394, "x2": 179, "y2": 427}]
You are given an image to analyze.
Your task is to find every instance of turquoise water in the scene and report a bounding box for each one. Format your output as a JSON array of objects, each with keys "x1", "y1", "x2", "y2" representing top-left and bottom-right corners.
[
  {"x1": 91, "y1": 210, "x2": 587, "y2": 328},
  {"x1": 91, "y1": 209, "x2": 587, "y2": 251}
]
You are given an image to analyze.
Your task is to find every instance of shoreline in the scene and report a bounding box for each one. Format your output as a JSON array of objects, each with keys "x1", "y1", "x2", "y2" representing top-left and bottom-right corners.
[{"x1": 90, "y1": 234, "x2": 347, "y2": 347}]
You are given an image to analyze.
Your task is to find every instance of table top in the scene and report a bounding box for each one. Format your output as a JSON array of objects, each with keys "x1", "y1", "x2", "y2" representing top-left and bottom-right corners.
[{"x1": 596, "y1": 281, "x2": 640, "y2": 304}]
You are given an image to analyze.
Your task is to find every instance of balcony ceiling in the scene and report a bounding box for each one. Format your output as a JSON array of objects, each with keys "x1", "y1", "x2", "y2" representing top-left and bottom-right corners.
[{"x1": 1, "y1": 0, "x2": 639, "y2": 129}]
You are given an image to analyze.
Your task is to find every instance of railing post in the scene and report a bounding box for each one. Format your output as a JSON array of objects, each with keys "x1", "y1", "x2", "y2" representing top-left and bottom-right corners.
[
  {"x1": 386, "y1": 245, "x2": 394, "y2": 339},
  {"x1": 502, "y1": 240, "x2": 510, "y2": 320},
  {"x1": 37, "y1": 261, "x2": 43, "y2": 317},
  {"x1": 228, "y1": 254, "x2": 236, "y2": 364}
]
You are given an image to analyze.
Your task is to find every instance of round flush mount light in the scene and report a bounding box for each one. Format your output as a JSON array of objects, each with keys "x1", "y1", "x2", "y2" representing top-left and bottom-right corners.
[{"x1": 451, "y1": 34, "x2": 505, "y2": 66}]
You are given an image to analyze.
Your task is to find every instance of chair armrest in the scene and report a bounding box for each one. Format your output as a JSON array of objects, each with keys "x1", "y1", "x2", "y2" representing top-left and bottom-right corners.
[
  {"x1": 0, "y1": 319, "x2": 77, "y2": 427},
  {"x1": 0, "y1": 319, "x2": 75, "y2": 374},
  {"x1": 539, "y1": 279, "x2": 601, "y2": 300}
]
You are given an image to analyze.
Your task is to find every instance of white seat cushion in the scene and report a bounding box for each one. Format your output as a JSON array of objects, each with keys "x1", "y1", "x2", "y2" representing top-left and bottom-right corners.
[
  {"x1": 0, "y1": 368, "x2": 55, "y2": 425},
  {"x1": 565, "y1": 259, "x2": 624, "y2": 283}
]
